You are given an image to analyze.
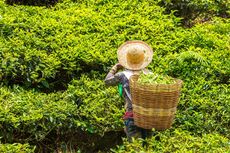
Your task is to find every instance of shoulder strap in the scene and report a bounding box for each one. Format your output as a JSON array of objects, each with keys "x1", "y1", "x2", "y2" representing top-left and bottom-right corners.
[{"x1": 122, "y1": 70, "x2": 133, "y2": 101}]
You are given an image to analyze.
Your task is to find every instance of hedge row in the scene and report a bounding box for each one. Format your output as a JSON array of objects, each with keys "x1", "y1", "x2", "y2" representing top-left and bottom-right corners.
[
  {"x1": 5, "y1": 0, "x2": 60, "y2": 6},
  {"x1": 0, "y1": 75, "x2": 123, "y2": 143},
  {"x1": 1, "y1": 1, "x2": 229, "y2": 91},
  {"x1": 159, "y1": 0, "x2": 230, "y2": 26},
  {"x1": 148, "y1": 17, "x2": 230, "y2": 85},
  {"x1": 0, "y1": 0, "x2": 179, "y2": 91},
  {"x1": 0, "y1": 75, "x2": 229, "y2": 145},
  {"x1": 112, "y1": 129, "x2": 230, "y2": 152},
  {"x1": 0, "y1": 143, "x2": 35, "y2": 153},
  {"x1": 3, "y1": 0, "x2": 229, "y2": 26}
]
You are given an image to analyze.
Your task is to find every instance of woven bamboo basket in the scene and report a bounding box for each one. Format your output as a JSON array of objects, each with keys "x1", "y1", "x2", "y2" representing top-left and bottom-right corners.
[{"x1": 130, "y1": 75, "x2": 183, "y2": 130}]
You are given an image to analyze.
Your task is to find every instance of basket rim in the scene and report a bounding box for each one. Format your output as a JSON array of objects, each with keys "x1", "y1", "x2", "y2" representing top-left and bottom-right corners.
[{"x1": 130, "y1": 77, "x2": 183, "y2": 88}]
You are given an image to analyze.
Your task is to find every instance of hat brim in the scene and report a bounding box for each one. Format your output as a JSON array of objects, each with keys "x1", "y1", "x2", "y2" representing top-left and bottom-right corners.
[{"x1": 117, "y1": 40, "x2": 153, "y2": 70}]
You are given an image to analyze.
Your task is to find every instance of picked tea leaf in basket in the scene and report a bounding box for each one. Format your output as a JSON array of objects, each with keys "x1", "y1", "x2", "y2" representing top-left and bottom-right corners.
[
  {"x1": 130, "y1": 73, "x2": 183, "y2": 130},
  {"x1": 138, "y1": 73, "x2": 176, "y2": 85}
]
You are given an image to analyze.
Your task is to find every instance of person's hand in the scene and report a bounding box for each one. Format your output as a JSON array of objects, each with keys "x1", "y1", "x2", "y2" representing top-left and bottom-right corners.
[
  {"x1": 115, "y1": 63, "x2": 123, "y2": 70},
  {"x1": 110, "y1": 63, "x2": 123, "y2": 74}
]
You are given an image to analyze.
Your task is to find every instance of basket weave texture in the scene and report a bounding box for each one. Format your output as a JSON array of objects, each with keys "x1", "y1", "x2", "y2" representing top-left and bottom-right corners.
[{"x1": 130, "y1": 75, "x2": 183, "y2": 130}]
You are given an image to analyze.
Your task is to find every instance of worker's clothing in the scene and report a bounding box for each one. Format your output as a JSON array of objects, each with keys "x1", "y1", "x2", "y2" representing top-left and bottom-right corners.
[{"x1": 105, "y1": 68, "x2": 152, "y2": 141}]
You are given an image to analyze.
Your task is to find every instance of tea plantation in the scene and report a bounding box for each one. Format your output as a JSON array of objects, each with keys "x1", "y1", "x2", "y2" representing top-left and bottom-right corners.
[{"x1": 0, "y1": 0, "x2": 229, "y2": 152}]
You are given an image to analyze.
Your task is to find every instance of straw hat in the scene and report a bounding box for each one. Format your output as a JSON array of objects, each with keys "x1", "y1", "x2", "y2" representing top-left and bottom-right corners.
[{"x1": 117, "y1": 40, "x2": 153, "y2": 70}]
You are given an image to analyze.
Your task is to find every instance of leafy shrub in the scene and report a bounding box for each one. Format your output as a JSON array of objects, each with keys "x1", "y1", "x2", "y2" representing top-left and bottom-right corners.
[
  {"x1": 148, "y1": 17, "x2": 230, "y2": 85},
  {"x1": 0, "y1": 143, "x2": 35, "y2": 153},
  {"x1": 0, "y1": 0, "x2": 179, "y2": 91},
  {"x1": 66, "y1": 74, "x2": 124, "y2": 133},
  {"x1": 175, "y1": 83, "x2": 230, "y2": 136},
  {"x1": 0, "y1": 85, "x2": 78, "y2": 142},
  {"x1": 112, "y1": 129, "x2": 230, "y2": 152},
  {"x1": 159, "y1": 0, "x2": 230, "y2": 26},
  {"x1": 0, "y1": 74, "x2": 123, "y2": 143},
  {"x1": 5, "y1": 0, "x2": 60, "y2": 6}
]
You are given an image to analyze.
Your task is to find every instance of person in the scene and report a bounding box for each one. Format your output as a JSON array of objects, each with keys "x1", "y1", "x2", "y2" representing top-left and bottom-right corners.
[{"x1": 104, "y1": 40, "x2": 153, "y2": 142}]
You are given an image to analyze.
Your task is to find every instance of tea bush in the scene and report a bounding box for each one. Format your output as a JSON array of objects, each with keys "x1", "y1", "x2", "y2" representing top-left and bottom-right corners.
[
  {"x1": 159, "y1": 0, "x2": 230, "y2": 26},
  {"x1": 0, "y1": 0, "x2": 179, "y2": 91},
  {"x1": 149, "y1": 17, "x2": 230, "y2": 84},
  {"x1": 0, "y1": 143, "x2": 35, "y2": 153},
  {"x1": 0, "y1": 85, "x2": 78, "y2": 142},
  {"x1": 0, "y1": 74, "x2": 123, "y2": 143},
  {"x1": 67, "y1": 75, "x2": 124, "y2": 133},
  {"x1": 112, "y1": 129, "x2": 230, "y2": 152},
  {"x1": 5, "y1": 0, "x2": 60, "y2": 6}
]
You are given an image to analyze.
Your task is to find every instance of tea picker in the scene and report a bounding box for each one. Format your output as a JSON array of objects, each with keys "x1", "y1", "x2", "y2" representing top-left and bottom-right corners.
[
  {"x1": 105, "y1": 40, "x2": 183, "y2": 143},
  {"x1": 104, "y1": 40, "x2": 153, "y2": 141}
]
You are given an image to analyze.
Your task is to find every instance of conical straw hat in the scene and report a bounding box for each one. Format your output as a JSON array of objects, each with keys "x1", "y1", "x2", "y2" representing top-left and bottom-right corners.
[{"x1": 117, "y1": 40, "x2": 153, "y2": 70}]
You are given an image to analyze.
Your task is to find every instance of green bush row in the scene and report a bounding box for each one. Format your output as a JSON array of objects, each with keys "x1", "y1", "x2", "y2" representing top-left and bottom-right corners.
[
  {"x1": 0, "y1": 75, "x2": 123, "y2": 143},
  {"x1": 5, "y1": 0, "x2": 60, "y2": 6},
  {"x1": 0, "y1": 85, "x2": 77, "y2": 143},
  {"x1": 0, "y1": 74, "x2": 229, "y2": 144},
  {"x1": 159, "y1": 0, "x2": 230, "y2": 26},
  {"x1": 0, "y1": 0, "x2": 179, "y2": 90},
  {"x1": 175, "y1": 83, "x2": 230, "y2": 136},
  {"x1": 0, "y1": 143, "x2": 35, "y2": 153},
  {"x1": 1, "y1": 0, "x2": 229, "y2": 91},
  {"x1": 112, "y1": 129, "x2": 230, "y2": 153},
  {"x1": 148, "y1": 17, "x2": 230, "y2": 84},
  {"x1": 66, "y1": 74, "x2": 124, "y2": 133}
]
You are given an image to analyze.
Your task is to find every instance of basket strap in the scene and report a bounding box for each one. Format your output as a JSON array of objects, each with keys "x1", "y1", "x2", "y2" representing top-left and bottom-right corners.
[
  {"x1": 132, "y1": 104, "x2": 177, "y2": 116},
  {"x1": 124, "y1": 87, "x2": 132, "y2": 101}
]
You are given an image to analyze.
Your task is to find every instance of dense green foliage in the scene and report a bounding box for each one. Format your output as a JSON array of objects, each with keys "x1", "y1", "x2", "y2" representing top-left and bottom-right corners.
[
  {"x1": 138, "y1": 73, "x2": 176, "y2": 84},
  {"x1": 159, "y1": 0, "x2": 230, "y2": 26},
  {"x1": 0, "y1": 0, "x2": 229, "y2": 152},
  {"x1": 0, "y1": 143, "x2": 35, "y2": 153},
  {"x1": 0, "y1": 0, "x2": 179, "y2": 91},
  {"x1": 5, "y1": 0, "x2": 60, "y2": 6},
  {"x1": 0, "y1": 75, "x2": 123, "y2": 140},
  {"x1": 113, "y1": 129, "x2": 230, "y2": 152}
]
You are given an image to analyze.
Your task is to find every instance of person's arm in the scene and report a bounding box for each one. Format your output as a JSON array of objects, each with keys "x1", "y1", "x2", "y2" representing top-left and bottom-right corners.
[{"x1": 104, "y1": 63, "x2": 123, "y2": 86}]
